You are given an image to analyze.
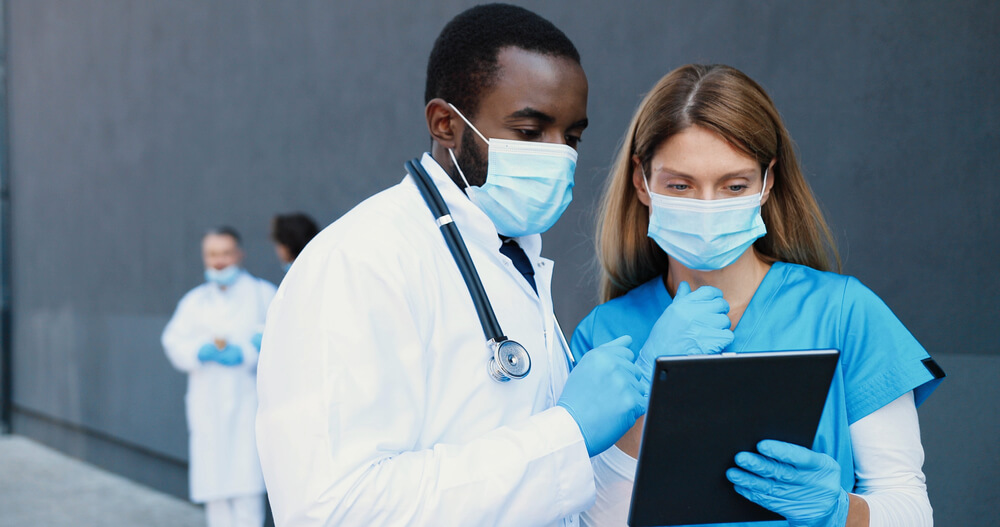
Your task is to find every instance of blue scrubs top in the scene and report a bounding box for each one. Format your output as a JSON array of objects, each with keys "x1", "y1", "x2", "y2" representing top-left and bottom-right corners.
[{"x1": 571, "y1": 262, "x2": 943, "y2": 527}]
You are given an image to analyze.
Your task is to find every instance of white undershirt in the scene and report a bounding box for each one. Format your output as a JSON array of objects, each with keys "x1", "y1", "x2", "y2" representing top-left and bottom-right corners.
[{"x1": 582, "y1": 391, "x2": 932, "y2": 526}]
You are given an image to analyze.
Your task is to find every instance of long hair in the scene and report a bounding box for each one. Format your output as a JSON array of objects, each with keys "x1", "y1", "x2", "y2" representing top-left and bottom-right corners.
[{"x1": 597, "y1": 64, "x2": 840, "y2": 302}]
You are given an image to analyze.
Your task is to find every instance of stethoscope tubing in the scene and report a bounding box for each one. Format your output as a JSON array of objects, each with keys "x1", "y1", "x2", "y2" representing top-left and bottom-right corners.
[{"x1": 405, "y1": 158, "x2": 506, "y2": 343}]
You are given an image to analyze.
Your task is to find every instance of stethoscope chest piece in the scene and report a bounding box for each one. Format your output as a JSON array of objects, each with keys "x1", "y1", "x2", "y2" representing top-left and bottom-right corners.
[{"x1": 487, "y1": 338, "x2": 531, "y2": 382}]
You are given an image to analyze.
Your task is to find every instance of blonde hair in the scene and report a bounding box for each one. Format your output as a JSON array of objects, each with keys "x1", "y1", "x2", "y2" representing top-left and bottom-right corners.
[{"x1": 597, "y1": 64, "x2": 840, "y2": 302}]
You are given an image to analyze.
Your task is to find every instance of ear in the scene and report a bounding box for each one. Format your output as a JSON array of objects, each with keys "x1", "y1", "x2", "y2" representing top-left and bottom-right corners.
[
  {"x1": 631, "y1": 155, "x2": 651, "y2": 207},
  {"x1": 761, "y1": 158, "x2": 777, "y2": 206},
  {"x1": 425, "y1": 98, "x2": 459, "y2": 150}
]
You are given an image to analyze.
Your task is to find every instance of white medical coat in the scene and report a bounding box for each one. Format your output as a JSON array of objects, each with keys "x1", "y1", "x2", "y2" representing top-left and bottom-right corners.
[
  {"x1": 256, "y1": 154, "x2": 595, "y2": 526},
  {"x1": 162, "y1": 270, "x2": 276, "y2": 503}
]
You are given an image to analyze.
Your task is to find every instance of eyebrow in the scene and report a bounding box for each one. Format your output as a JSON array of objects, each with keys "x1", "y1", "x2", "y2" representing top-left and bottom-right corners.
[
  {"x1": 655, "y1": 167, "x2": 759, "y2": 179},
  {"x1": 506, "y1": 107, "x2": 589, "y2": 130}
]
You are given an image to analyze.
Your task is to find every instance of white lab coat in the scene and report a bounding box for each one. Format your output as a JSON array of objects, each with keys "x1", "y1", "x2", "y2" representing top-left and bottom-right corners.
[
  {"x1": 162, "y1": 270, "x2": 277, "y2": 503},
  {"x1": 256, "y1": 153, "x2": 595, "y2": 527}
]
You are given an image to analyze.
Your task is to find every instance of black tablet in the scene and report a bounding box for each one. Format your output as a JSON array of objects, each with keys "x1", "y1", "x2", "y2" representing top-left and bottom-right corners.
[{"x1": 628, "y1": 349, "x2": 840, "y2": 527}]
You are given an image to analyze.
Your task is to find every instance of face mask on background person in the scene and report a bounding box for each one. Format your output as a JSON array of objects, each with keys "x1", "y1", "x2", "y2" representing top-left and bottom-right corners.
[
  {"x1": 643, "y1": 166, "x2": 768, "y2": 271},
  {"x1": 446, "y1": 103, "x2": 577, "y2": 237},
  {"x1": 205, "y1": 264, "x2": 241, "y2": 287}
]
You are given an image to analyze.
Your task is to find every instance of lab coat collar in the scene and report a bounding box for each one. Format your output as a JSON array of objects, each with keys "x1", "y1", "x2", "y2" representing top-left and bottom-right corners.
[
  {"x1": 417, "y1": 153, "x2": 544, "y2": 256},
  {"x1": 514, "y1": 232, "x2": 543, "y2": 262}
]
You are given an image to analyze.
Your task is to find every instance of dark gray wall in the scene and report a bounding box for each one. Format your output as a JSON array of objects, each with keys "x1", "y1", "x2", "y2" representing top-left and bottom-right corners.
[{"x1": 5, "y1": 0, "x2": 997, "y2": 523}]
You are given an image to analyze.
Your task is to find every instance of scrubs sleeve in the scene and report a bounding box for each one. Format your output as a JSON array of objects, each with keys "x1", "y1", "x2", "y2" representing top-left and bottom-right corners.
[
  {"x1": 255, "y1": 244, "x2": 593, "y2": 527},
  {"x1": 161, "y1": 290, "x2": 209, "y2": 373},
  {"x1": 839, "y1": 277, "x2": 943, "y2": 423}
]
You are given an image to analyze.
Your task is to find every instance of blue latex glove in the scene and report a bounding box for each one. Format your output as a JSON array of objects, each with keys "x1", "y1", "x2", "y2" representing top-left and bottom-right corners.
[
  {"x1": 214, "y1": 344, "x2": 244, "y2": 366},
  {"x1": 197, "y1": 343, "x2": 218, "y2": 363},
  {"x1": 726, "y1": 440, "x2": 850, "y2": 527},
  {"x1": 636, "y1": 281, "x2": 734, "y2": 384},
  {"x1": 558, "y1": 336, "x2": 647, "y2": 457},
  {"x1": 251, "y1": 332, "x2": 263, "y2": 351}
]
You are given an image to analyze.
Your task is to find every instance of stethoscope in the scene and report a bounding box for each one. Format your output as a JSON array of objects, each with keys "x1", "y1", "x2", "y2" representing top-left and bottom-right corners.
[{"x1": 405, "y1": 158, "x2": 532, "y2": 383}]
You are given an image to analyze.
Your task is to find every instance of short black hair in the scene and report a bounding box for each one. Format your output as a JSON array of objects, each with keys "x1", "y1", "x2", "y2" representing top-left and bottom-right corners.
[
  {"x1": 204, "y1": 225, "x2": 242, "y2": 246},
  {"x1": 270, "y1": 213, "x2": 320, "y2": 259},
  {"x1": 424, "y1": 3, "x2": 580, "y2": 118}
]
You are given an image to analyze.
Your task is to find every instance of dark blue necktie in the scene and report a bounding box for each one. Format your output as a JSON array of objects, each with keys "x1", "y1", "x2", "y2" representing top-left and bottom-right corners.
[{"x1": 499, "y1": 237, "x2": 537, "y2": 295}]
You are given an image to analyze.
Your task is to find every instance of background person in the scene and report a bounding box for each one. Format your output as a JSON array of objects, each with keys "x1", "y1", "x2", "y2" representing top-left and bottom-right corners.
[
  {"x1": 571, "y1": 64, "x2": 944, "y2": 526},
  {"x1": 162, "y1": 226, "x2": 277, "y2": 527},
  {"x1": 269, "y1": 212, "x2": 320, "y2": 272},
  {"x1": 255, "y1": 4, "x2": 647, "y2": 526}
]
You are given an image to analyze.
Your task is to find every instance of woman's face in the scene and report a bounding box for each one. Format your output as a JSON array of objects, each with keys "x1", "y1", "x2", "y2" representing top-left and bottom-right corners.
[{"x1": 633, "y1": 125, "x2": 773, "y2": 205}]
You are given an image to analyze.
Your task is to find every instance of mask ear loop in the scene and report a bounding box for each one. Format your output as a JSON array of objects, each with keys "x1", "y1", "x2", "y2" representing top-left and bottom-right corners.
[
  {"x1": 446, "y1": 102, "x2": 490, "y2": 194},
  {"x1": 639, "y1": 164, "x2": 657, "y2": 197},
  {"x1": 447, "y1": 103, "x2": 490, "y2": 146},
  {"x1": 448, "y1": 147, "x2": 473, "y2": 191},
  {"x1": 759, "y1": 165, "x2": 769, "y2": 202}
]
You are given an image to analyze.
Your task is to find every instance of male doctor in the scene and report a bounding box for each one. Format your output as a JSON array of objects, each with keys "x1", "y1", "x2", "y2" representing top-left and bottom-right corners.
[
  {"x1": 256, "y1": 5, "x2": 647, "y2": 526},
  {"x1": 162, "y1": 227, "x2": 277, "y2": 527}
]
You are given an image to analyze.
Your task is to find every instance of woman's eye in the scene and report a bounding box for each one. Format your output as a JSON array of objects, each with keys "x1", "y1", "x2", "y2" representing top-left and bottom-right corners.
[
  {"x1": 667, "y1": 184, "x2": 690, "y2": 191},
  {"x1": 727, "y1": 185, "x2": 748, "y2": 192}
]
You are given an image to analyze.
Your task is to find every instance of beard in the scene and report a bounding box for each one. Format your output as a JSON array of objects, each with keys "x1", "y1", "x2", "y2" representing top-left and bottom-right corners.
[{"x1": 450, "y1": 126, "x2": 489, "y2": 188}]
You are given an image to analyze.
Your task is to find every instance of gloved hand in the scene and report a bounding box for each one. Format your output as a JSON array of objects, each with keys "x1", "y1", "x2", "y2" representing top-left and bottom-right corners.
[
  {"x1": 636, "y1": 281, "x2": 733, "y2": 384},
  {"x1": 214, "y1": 344, "x2": 244, "y2": 366},
  {"x1": 197, "y1": 343, "x2": 218, "y2": 363},
  {"x1": 250, "y1": 332, "x2": 263, "y2": 351},
  {"x1": 726, "y1": 440, "x2": 850, "y2": 527},
  {"x1": 557, "y1": 336, "x2": 647, "y2": 457}
]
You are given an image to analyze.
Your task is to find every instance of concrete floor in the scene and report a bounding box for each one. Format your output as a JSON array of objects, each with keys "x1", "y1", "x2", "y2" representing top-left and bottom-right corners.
[{"x1": 0, "y1": 434, "x2": 205, "y2": 527}]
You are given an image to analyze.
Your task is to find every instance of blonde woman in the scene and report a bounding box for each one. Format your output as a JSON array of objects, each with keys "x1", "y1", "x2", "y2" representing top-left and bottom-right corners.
[{"x1": 571, "y1": 64, "x2": 944, "y2": 527}]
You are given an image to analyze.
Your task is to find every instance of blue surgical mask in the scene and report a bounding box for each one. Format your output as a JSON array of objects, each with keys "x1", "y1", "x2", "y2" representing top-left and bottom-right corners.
[
  {"x1": 447, "y1": 103, "x2": 577, "y2": 237},
  {"x1": 643, "y1": 167, "x2": 768, "y2": 271},
  {"x1": 205, "y1": 264, "x2": 241, "y2": 286}
]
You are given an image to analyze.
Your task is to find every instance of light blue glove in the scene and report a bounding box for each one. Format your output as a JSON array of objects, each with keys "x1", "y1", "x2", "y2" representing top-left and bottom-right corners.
[
  {"x1": 251, "y1": 332, "x2": 263, "y2": 351},
  {"x1": 636, "y1": 281, "x2": 734, "y2": 384},
  {"x1": 558, "y1": 335, "x2": 647, "y2": 457},
  {"x1": 197, "y1": 343, "x2": 218, "y2": 363},
  {"x1": 214, "y1": 344, "x2": 244, "y2": 366},
  {"x1": 726, "y1": 440, "x2": 850, "y2": 527}
]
